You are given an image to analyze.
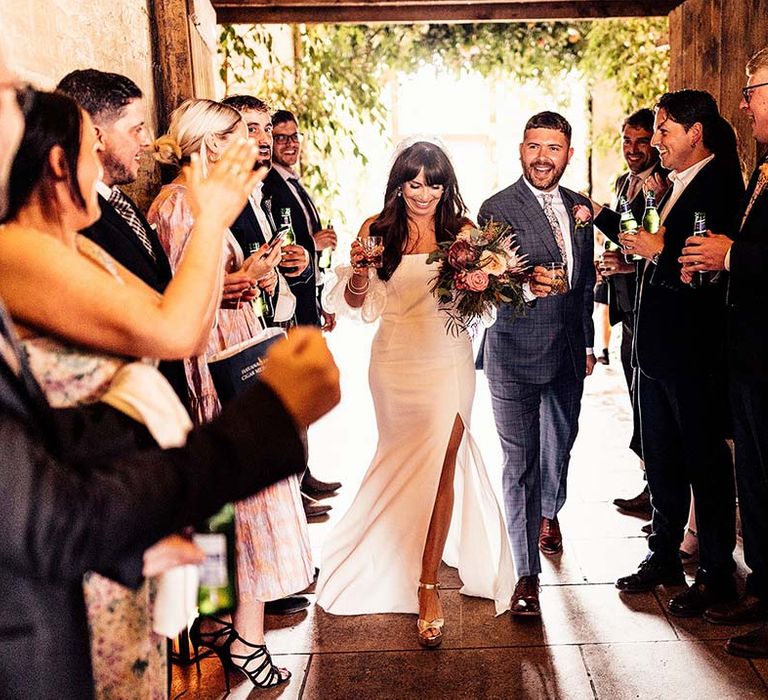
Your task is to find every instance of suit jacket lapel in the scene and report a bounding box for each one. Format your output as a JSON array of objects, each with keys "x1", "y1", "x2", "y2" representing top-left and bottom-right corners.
[
  {"x1": 513, "y1": 178, "x2": 562, "y2": 263},
  {"x1": 560, "y1": 187, "x2": 583, "y2": 285},
  {"x1": 98, "y1": 195, "x2": 163, "y2": 271}
]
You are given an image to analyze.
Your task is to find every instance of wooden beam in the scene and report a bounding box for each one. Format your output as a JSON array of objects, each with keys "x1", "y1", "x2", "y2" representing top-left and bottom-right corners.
[
  {"x1": 151, "y1": 0, "x2": 195, "y2": 133},
  {"x1": 213, "y1": 1, "x2": 681, "y2": 24}
]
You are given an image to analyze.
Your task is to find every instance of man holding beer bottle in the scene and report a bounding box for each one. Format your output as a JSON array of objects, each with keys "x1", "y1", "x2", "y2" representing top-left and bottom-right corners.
[
  {"x1": 679, "y1": 47, "x2": 768, "y2": 658},
  {"x1": 613, "y1": 91, "x2": 744, "y2": 620}
]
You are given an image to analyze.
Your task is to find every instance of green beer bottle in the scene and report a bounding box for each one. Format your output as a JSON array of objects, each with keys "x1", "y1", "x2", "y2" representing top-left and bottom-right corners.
[
  {"x1": 642, "y1": 191, "x2": 660, "y2": 234},
  {"x1": 247, "y1": 242, "x2": 273, "y2": 319},
  {"x1": 279, "y1": 208, "x2": 296, "y2": 246},
  {"x1": 194, "y1": 503, "x2": 237, "y2": 616},
  {"x1": 618, "y1": 196, "x2": 641, "y2": 263},
  {"x1": 689, "y1": 211, "x2": 708, "y2": 289},
  {"x1": 318, "y1": 221, "x2": 334, "y2": 271}
]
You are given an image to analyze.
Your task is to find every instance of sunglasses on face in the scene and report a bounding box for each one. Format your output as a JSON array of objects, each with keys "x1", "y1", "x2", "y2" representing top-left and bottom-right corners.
[{"x1": 742, "y1": 81, "x2": 768, "y2": 104}]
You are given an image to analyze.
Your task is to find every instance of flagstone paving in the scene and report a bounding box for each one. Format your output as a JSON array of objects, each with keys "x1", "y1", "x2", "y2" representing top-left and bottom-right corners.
[{"x1": 171, "y1": 323, "x2": 768, "y2": 699}]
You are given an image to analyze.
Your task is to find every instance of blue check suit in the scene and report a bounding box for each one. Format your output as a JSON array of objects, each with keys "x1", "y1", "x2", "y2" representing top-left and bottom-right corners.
[{"x1": 478, "y1": 176, "x2": 595, "y2": 577}]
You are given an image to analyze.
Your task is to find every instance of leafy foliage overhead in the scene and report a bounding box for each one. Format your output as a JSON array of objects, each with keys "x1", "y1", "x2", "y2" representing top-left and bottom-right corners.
[{"x1": 219, "y1": 20, "x2": 669, "y2": 202}]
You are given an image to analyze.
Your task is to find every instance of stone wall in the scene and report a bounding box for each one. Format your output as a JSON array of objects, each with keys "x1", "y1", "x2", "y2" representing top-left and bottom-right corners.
[{"x1": 1, "y1": 0, "x2": 160, "y2": 208}]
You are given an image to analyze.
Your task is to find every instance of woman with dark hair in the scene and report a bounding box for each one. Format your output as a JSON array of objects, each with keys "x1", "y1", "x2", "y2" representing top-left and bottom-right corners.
[
  {"x1": 0, "y1": 89, "x2": 262, "y2": 697},
  {"x1": 316, "y1": 140, "x2": 514, "y2": 647}
]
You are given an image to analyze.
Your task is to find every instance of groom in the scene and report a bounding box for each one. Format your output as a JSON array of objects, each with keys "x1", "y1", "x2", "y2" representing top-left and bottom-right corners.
[{"x1": 478, "y1": 111, "x2": 596, "y2": 617}]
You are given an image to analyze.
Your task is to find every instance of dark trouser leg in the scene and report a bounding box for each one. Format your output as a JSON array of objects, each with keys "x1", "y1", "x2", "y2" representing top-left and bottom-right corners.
[
  {"x1": 731, "y1": 378, "x2": 768, "y2": 599},
  {"x1": 673, "y1": 377, "x2": 735, "y2": 577},
  {"x1": 539, "y1": 372, "x2": 584, "y2": 518},
  {"x1": 638, "y1": 372, "x2": 690, "y2": 563},
  {"x1": 489, "y1": 379, "x2": 542, "y2": 578}
]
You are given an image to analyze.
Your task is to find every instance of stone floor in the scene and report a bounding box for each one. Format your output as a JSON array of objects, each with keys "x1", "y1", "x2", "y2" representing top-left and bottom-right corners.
[{"x1": 171, "y1": 322, "x2": 768, "y2": 699}]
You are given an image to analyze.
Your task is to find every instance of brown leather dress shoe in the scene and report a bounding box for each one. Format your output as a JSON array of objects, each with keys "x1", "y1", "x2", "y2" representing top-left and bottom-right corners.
[
  {"x1": 539, "y1": 517, "x2": 562, "y2": 555},
  {"x1": 704, "y1": 594, "x2": 768, "y2": 625},
  {"x1": 613, "y1": 485, "x2": 652, "y2": 518},
  {"x1": 511, "y1": 575, "x2": 541, "y2": 617},
  {"x1": 726, "y1": 623, "x2": 768, "y2": 658}
]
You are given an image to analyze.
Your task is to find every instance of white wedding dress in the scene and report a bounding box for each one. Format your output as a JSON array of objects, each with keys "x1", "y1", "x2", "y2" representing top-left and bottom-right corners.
[{"x1": 316, "y1": 254, "x2": 514, "y2": 616}]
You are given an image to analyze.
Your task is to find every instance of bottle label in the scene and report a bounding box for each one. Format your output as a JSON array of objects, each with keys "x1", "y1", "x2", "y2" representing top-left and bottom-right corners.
[{"x1": 193, "y1": 533, "x2": 229, "y2": 587}]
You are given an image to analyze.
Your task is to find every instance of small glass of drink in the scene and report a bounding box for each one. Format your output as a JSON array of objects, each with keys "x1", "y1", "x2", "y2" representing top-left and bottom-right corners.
[
  {"x1": 543, "y1": 261, "x2": 569, "y2": 296},
  {"x1": 357, "y1": 235, "x2": 384, "y2": 268}
]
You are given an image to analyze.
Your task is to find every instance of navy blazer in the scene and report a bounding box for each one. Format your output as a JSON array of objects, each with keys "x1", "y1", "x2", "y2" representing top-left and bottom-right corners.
[
  {"x1": 478, "y1": 177, "x2": 596, "y2": 384},
  {"x1": 262, "y1": 169, "x2": 321, "y2": 326},
  {"x1": 727, "y1": 158, "x2": 768, "y2": 380},
  {"x1": 80, "y1": 194, "x2": 189, "y2": 409}
]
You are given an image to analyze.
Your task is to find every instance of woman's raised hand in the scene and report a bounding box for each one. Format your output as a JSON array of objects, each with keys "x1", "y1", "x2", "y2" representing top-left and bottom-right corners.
[
  {"x1": 184, "y1": 138, "x2": 267, "y2": 227},
  {"x1": 350, "y1": 238, "x2": 367, "y2": 268}
]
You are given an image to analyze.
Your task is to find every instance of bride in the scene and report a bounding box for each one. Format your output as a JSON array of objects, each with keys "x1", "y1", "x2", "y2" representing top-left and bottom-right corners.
[{"x1": 316, "y1": 140, "x2": 514, "y2": 647}]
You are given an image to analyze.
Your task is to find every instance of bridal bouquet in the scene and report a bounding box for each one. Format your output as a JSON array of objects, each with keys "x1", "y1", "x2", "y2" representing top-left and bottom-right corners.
[{"x1": 428, "y1": 221, "x2": 528, "y2": 335}]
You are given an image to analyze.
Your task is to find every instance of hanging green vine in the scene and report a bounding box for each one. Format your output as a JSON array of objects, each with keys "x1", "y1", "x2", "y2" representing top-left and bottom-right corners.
[{"x1": 218, "y1": 19, "x2": 669, "y2": 207}]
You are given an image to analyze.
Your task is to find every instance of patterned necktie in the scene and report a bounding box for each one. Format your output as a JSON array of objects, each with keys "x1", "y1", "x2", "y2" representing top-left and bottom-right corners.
[
  {"x1": 541, "y1": 193, "x2": 568, "y2": 264},
  {"x1": 109, "y1": 187, "x2": 156, "y2": 261},
  {"x1": 287, "y1": 177, "x2": 321, "y2": 233},
  {"x1": 741, "y1": 167, "x2": 767, "y2": 230}
]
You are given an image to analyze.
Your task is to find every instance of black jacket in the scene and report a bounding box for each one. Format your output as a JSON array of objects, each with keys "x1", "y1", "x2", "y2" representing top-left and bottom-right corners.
[
  {"x1": 0, "y1": 320, "x2": 305, "y2": 699},
  {"x1": 727, "y1": 158, "x2": 768, "y2": 380},
  {"x1": 632, "y1": 157, "x2": 743, "y2": 379},
  {"x1": 80, "y1": 194, "x2": 189, "y2": 409},
  {"x1": 262, "y1": 169, "x2": 321, "y2": 326}
]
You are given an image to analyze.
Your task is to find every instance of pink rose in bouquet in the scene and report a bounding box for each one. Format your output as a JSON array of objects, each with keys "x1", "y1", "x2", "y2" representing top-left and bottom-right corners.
[
  {"x1": 465, "y1": 269, "x2": 490, "y2": 292},
  {"x1": 447, "y1": 239, "x2": 476, "y2": 268}
]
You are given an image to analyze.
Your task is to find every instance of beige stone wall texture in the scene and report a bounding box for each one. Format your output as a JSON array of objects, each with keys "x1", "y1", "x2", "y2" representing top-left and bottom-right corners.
[{"x1": 1, "y1": 0, "x2": 160, "y2": 208}]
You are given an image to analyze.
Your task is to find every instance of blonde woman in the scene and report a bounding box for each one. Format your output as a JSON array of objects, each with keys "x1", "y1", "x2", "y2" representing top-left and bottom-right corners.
[
  {"x1": 0, "y1": 90, "x2": 261, "y2": 698},
  {"x1": 149, "y1": 98, "x2": 312, "y2": 689}
]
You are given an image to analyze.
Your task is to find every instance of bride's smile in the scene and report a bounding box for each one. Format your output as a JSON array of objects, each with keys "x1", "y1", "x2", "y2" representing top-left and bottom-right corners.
[{"x1": 402, "y1": 168, "x2": 444, "y2": 217}]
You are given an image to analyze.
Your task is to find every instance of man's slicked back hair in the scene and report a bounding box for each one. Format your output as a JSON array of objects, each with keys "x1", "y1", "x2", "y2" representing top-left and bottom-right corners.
[
  {"x1": 56, "y1": 69, "x2": 142, "y2": 124},
  {"x1": 221, "y1": 95, "x2": 270, "y2": 113}
]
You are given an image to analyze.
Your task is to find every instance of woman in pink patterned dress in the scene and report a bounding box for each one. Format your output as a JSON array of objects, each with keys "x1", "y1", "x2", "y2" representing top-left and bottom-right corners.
[
  {"x1": 149, "y1": 98, "x2": 313, "y2": 690},
  {"x1": 0, "y1": 90, "x2": 262, "y2": 698}
]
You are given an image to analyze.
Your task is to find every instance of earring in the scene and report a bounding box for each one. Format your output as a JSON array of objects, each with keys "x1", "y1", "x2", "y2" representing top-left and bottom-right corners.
[{"x1": 397, "y1": 188, "x2": 402, "y2": 197}]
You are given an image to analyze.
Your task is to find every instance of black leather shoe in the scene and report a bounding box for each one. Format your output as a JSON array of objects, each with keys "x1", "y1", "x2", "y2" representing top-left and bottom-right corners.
[
  {"x1": 641, "y1": 522, "x2": 652, "y2": 535},
  {"x1": 726, "y1": 624, "x2": 768, "y2": 658},
  {"x1": 667, "y1": 575, "x2": 738, "y2": 618},
  {"x1": 704, "y1": 594, "x2": 768, "y2": 625},
  {"x1": 613, "y1": 485, "x2": 652, "y2": 518},
  {"x1": 616, "y1": 557, "x2": 685, "y2": 593},
  {"x1": 265, "y1": 595, "x2": 310, "y2": 616},
  {"x1": 302, "y1": 493, "x2": 332, "y2": 519},
  {"x1": 302, "y1": 470, "x2": 341, "y2": 497}
]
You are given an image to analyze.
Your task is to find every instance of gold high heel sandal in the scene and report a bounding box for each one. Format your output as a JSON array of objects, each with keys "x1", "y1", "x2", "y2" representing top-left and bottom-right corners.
[{"x1": 417, "y1": 582, "x2": 444, "y2": 649}]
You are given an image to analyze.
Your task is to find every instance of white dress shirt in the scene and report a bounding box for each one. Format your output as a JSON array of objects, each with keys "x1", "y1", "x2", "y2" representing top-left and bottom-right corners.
[
  {"x1": 248, "y1": 184, "x2": 296, "y2": 322},
  {"x1": 659, "y1": 154, "x2": 714, "y2": 225},
  {"x1": 523, "y1": 178, "x2": 575, "y2": 285}
]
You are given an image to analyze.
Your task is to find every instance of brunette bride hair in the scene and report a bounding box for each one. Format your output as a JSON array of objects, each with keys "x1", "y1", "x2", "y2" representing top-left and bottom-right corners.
[{"x1": 371, "y1": 141, "x2": 467, "y2": 281}]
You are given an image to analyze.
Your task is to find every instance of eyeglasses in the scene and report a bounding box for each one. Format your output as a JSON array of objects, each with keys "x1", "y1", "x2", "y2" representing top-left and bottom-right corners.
[
  {"x1": 0, "y1": 81, "x2": 35, "y2": 116},
  {"x1": 742, "y1": 81, "x2": 768, "y2": 104},
  {"x1": 273, "y1": 133, "x2": 301, "y2": 144}
]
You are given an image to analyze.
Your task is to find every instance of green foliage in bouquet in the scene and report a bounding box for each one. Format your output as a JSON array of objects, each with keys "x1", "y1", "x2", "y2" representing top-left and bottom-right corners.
[{"x1": 427, "y1": 222, "x2": 528, "y2": 336}]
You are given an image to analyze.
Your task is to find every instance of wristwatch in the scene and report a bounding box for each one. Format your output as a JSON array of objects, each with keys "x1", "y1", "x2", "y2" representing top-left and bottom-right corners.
[{"x1": 650, "y1": 249, "x2": 661, "y2": 265}]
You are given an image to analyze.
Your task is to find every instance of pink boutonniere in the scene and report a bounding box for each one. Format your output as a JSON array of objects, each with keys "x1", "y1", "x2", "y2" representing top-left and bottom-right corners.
[{"x1": 572, "y1": 203, "x2": 592, "y2": 228}]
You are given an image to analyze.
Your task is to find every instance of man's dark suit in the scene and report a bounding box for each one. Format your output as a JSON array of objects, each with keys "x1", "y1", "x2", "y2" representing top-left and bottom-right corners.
[
  {"x1": 726, "y1": 157, "x2": 768, "y2": 602},
  {"x1": 0, "y1": 303, "x2": 305, "y2": 700},
  {"x1": 478, "y1": 177, "x2": 595, "y2": 578},
  {"x1": 595, "y1": 162, "x2": 666, "y2": 457},
  {"x1": 633, "y1": 157, "x2": 743, "y2": 578},
  {"x1": 229, "y1": 195, "x2": 313, "y2": 326},
  {"x1": 262, "y1": 168, "x2": 320, "y2": 326},
  {"x1": 80, "y1": 193, "x2": 189, "y2": 410}
]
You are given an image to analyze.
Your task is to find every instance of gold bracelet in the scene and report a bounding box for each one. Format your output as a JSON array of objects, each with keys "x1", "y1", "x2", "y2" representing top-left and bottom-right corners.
[{"x1": 347, "y1": 278, "x2": 370, "y2": 295}]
